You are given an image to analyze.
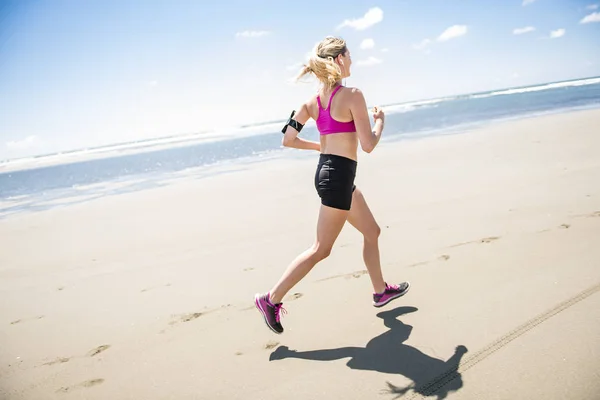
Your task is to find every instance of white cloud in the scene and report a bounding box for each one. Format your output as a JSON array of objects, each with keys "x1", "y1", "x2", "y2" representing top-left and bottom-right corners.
[
  {"x1": 357, "y1": 56, "x2": 383, "y2": 66},
  {"x1": 337, "y1": 7, "x2": 383, "y2": 31},
  {"x1": 513, "y1": 26, "x2": 536, "y2": 35},
  {"x1": 437, "y1": 25, "x2": 468, "y2": 42},
  {"x1": 586, "y1": 4, "x2": 599, "y2": 10},
  {"x1": 522, "y1": 0, "x2": 537, "y2": 5},
  {"x1": 550, "y1": 28, "x2": 566, "y2": 38},
  {"x1": 6, "y1": 136, "x2": 40, "y2": 151},
  {"x1": 380, "y1": 48, "x2": 389, "y2": 53},
  {"x1": 412, "y1": 39, "x2": 432, "y2": 55},
  {"x1": 360, "y1": 38, "x2": 375, "y2": 49},
  {"x1": 412, "y1": 38, "x2": 431, "y2": 50},
  {"x1": 235, "y1": 30, "x2": 271, "y2": 38},
  {"x1": 580, "y1": 12, "x2": 600, "y2": 23}
]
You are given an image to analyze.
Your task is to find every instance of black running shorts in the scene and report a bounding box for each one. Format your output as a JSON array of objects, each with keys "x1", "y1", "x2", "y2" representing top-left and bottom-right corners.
[{"x1": 314, "y1": 153, "x2": 357, "y2": 211}]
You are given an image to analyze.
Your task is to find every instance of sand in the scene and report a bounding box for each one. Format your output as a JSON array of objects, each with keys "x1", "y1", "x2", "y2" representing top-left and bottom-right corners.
[{"x1": 1, "y1": 109, "x2": 599, "y2": 399}]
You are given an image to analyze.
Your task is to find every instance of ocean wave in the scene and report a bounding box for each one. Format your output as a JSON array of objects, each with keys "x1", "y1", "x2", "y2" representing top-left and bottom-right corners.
[
  {"x1": 382, "y1": 76, "x2": 600, "y2": 114},
  {"x1": 471, "y1": 77, "x2": 600, "y2": 99},
  {"x1": 383, "y1": 99, "x2": 445, "y2": 114},
  {"x1": 0, "y1": 128, "x2": 269, "y2": 172},
  {"x1": 0, "y1": 118, "x2": 320, "y2": 173}
]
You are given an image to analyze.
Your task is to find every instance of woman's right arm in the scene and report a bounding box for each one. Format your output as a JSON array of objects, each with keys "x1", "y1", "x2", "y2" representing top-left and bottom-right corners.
[
  {"x1": 282, "y1": 102, "x2": 321, "y2": 152},
  {"x1": 349, "y1": 89, "x2": 384, "y2": 153}
]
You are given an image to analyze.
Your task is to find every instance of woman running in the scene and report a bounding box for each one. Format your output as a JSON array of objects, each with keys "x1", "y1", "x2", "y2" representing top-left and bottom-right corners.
[{"x1": 255, "y1": 36, "x2": 410, "y2": 334}]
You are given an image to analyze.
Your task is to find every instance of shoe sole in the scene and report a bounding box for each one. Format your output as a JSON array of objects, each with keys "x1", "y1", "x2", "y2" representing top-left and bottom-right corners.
[
  {"x1": 254, "y1": 294, "x2": 283, "y2": 334},
  {"x1": 372, "y1": 282, "x2": 411, "y2": 308}
]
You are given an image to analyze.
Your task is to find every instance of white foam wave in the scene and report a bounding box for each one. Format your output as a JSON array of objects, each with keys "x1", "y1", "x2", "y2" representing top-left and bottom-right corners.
[
  {"x1": 382, "y1": 77, "x2": 600, "y2": 115},
  {"x1": 2, "y1": 118, "x2": 312, "y2": 172},
  {"x1": 0, "y1": 124, "x2": 288, "y2": 173},
  {"x1": 473, "y1": 77, "x2": 600, "y2": 99},
  {"x1": 384, "y1": 100, "x2": 443, "y2": 114}
]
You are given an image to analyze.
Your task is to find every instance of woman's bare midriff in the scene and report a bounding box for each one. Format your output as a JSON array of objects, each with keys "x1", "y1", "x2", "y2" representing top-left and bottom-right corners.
[{"x1": 319, "y1": 132, "x2": 359, "y2": 161}]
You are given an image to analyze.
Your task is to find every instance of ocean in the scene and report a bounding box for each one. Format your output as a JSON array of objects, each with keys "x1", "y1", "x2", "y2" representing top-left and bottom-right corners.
[{"x1": 1, "y1": 76, "x2": 600, "y2": 218}]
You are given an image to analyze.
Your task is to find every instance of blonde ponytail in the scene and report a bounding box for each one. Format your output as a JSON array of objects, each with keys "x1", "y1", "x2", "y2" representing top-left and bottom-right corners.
[{"x1": 296, "y1": 36, "x2": 347, "y2": 90}]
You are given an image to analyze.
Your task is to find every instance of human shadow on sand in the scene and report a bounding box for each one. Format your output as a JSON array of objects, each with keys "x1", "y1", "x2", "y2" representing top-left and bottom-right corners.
[{"x1": 269, "y1": 306, "x2": 468, "y2": 399}]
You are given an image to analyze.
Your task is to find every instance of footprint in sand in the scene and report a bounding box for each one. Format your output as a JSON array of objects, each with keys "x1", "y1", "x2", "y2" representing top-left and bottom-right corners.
[
  {"x1": 572, "y1": 211, "x2": 600, "y2": 219},
  {"x1": 56, "y1": 378, "x2": 105, "y2": 393},
  {"x1": 87, "y1": 345, "x2": 110, "y2": 357},
  {"x1": 168, "y1": 304, "x2": 233, "y2": 326},
  {"x1": 264, "y1": 341, "x2": 279, "y2": 350},
  {"x1": 285, "y1": 293, "x2": 303, "y2": 301},
  {"x1": 235, "y1": 351, "x2": 243, "y2": 356},
  {"x1": 43, "y1": 345, "x2": 109, "y2": 367},
  {"x1": 480, "y1": 236, "x2": 500, "y2": 243},
  {"x1": 408, "y1": 261, "x2": 429, "y2": 268},
  {"x1": 10, "y1": 315, "x2": 44, "y2": 325},
  {"x1": 174, "y1": 312, "x2": 203, "y2": 324},
  {"x1": 316, "y1": 270, "x2": 368, "y2": 282},
  {"x1": 409, "y1": 255, "x2": 449, "y2": 268},
  {"x1": 538, "y1": 223, "x2": 573, "y2": 234},
  {"x1": 43, "y1": 357, "x2": 71, "y2": 366},
  {"x1": 450, "y1": 236, "x2": 500, "y2": 248},
  {"x1": 141, "y1": 283, "x2": 172, "y2": 293}
]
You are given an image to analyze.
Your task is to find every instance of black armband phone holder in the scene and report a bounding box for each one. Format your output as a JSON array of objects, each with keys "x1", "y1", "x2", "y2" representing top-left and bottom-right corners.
[{"x1": 281, "y1": 110, "x2": 304, "y2": 134}]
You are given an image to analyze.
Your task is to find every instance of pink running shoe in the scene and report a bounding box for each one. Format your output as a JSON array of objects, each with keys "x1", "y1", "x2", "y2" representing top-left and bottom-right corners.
[
  {"x1": 373, "y1": 282, "x2": 410, "y2": 307},
  {"x1": 254, "y1": 292, "x2": 286, "y2": 334}
]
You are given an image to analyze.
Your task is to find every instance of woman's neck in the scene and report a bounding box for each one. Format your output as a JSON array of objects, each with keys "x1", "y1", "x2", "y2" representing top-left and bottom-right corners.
[{"x1": 323, "y1": 81, "x2": 342, "y2": 92}]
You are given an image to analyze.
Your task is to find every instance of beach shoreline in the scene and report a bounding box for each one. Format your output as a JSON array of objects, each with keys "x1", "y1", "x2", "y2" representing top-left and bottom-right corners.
[
  {"x1": 1, "y1": 87, "x2": 599, "y2": 177},
  {"x1": 2, "y1": 105, "x2": 600, "y2": 220}
]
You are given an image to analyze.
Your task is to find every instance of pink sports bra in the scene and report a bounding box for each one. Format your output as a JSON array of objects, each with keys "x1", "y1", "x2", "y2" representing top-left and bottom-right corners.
[{"x1": 316, "y1": 85, "x2": 356, "y2": 135}]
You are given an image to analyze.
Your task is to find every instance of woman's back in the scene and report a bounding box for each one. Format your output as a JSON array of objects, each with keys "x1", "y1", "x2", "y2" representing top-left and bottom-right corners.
[{"x1": 308, "y1": 85, "x2": 359, "y2": 161}]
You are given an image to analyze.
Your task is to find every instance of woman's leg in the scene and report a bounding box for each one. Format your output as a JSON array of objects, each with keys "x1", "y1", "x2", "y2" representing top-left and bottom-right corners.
[
  {"x1": 347, "y1": 187, "x2": 410, "y2": 307},
  {"x1": 346, "y1": 188, "x2": 386, "y2": 294},
  {"x1": 269, "y1": 204, "x2": 349, "y2": 304},
  {"x1": 255, "y1": 203, "x2": 349, "y2": 334}
]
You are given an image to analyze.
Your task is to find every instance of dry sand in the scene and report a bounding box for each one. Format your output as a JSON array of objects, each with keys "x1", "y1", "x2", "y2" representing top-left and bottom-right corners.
[{"x1": 1, "y1": 109, "x2": 599, "y2": 399}]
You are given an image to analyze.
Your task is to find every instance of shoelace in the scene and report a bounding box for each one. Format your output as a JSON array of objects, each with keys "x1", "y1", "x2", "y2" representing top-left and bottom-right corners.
[
  {"x1": 273, "y1": 303, "x2": 287, "y2": 323},
  {"x1": 386, "y1": 283, "x2": 400, "y2": 291}
]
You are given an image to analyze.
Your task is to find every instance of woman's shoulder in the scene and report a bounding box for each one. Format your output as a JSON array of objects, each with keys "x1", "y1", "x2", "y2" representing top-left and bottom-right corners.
[
  {"x1": 334, "y1": 85, "x2": 364, "y2": 101},
  {"x1": 340, "y1": 86, "x2": 366, "y2": 107},
  {"x1": 303, "y1": 94, "x2": 319, "y2": 110},
  {"x1": 301, "y1": 95, "x2": 319, "y2": 120},
  {"x1": 342, "y1": 85, "x2": 364, "y2": 95}
]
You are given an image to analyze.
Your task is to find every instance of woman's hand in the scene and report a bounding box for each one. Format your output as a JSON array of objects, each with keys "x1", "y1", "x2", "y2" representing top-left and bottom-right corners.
[{"x1": 372, "y1": 106, "x2": 385, "y2": 123}]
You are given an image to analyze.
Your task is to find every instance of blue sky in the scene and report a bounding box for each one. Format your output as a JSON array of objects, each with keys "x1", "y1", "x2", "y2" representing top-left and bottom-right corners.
[{"x1": 1, "y1": 0, "x2": 599, "y2": 159}]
